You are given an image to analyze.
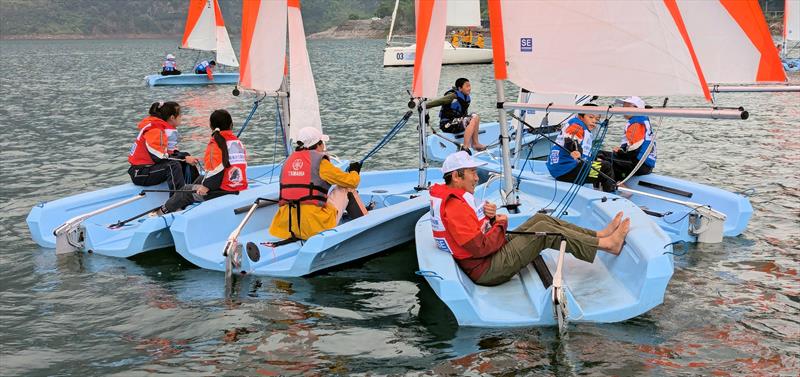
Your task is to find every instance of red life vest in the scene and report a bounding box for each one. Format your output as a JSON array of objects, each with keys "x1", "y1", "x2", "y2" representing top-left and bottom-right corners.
[
  {"x1": 279, "y1": 150, "x2": 331, "y2": 207},
  {"x1": 128, "y1": 118, "x2": 168, "y2": 166},
  {"x1": 429, "y1": 183, "x2": 488, "y2": 261},
  {"x1": 203, "y1": 130, "x2": 249, "y2": 192}
]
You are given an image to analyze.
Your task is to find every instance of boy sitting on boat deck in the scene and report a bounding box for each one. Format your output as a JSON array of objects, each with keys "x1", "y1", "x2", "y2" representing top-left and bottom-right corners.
[
  {"x1": 268, "y1": 127, "x2": 368, "y2": 241},
  {"x1": 429, "y1": 151, "x2": 630, "y2": 286},
  {"x1": 426, "y1": 78, "x2": 486, "y2": 152},
  {"x1": 598, "y1": 96, "x2": 657, "y2": 181}
]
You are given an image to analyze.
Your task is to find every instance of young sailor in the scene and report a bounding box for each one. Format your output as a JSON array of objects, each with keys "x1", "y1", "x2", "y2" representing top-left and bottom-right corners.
[
  {"x1": 269, "y1": 127, "x2": 368, "y2": 241},
  {"x1": 426, "y1": 78, "x2": 486, "y2": 151},
  {"x1": 430, "y1": 151, "x2": 629, "y2": 286},
  {"x1": 156, "y1": 110, "x2": 248, "y2": 214},
  {"x1": 194, "y1": 60, "x2": 216, "y2": 80},
  {"x1": 160, "y1": 54, "x2": 181, "y2": 76},
  {"x1": 137, "y1": 103, "x2": 199, "y2": 183},
  {"x1": 128, "y1": 102, "x2": 198, "y2": 192},
  {"x1": 546, "y1": 104, "x2": 616, "y2": 192},
  {"x1": 605, "y1": 96, "x2": 656, "y2": 179}
]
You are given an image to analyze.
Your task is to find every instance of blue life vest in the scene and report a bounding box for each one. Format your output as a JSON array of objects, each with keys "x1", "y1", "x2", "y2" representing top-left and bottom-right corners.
[
  {"x1": 194, "y1": 61, "x2": 210, "y2": 73},
  {"x1": 620, "y1": 116, "x2": 656, "y2": 168},
  {"x1": 546, "y1": 117, "x2": 593, "y2": 178},
  {"x1": 438, "y1": 88, "x2": 471, "y2": 126}
]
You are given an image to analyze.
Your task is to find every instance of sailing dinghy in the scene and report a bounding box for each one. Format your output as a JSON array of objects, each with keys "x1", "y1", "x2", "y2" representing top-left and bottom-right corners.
[
  {"x1": 413, "y1": 0, "x2": 750, "y2": 328},
  {"x1": 171, "y1": 0, "x2": 443, "y2": 278},
  {"x1": 145, "y1": 0, "x2": 240, "y2": 86},
  {"x1": 383, "y1": 0, "x2": 491, "y2": 66},
  {"x1": 782, "y1": 0, "x2": 800, "y2": 72}
]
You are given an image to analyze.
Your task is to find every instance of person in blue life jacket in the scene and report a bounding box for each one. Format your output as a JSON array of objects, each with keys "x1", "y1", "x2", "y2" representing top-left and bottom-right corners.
[
  {"x1": 194, "y1": 60, "x2": 216, "y2": 80},
  {"x1": 596, "y1": 96, "x2": 656, "y2": 182},
  {"x1": 546, "y1": 103, "x2": 616, "y2": 192},
  {"x1": 426, "y1": 78, "x2": 486, "y2": 152},
  {"x1": 160, "y1": 54, "x2": 181, "y2": 76}
]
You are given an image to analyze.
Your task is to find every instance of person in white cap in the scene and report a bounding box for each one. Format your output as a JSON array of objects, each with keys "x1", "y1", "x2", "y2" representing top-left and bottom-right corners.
[
  {"x1": 601, "y1": 96, "x2": 656, "y2": 180},
  {"x1": 268, "y1": 127, "x2": 367, "y2": 241},
  {"x1": 428, "y1": 151, "x2": 629, "y2": 286},
  {"x1": 161, "y1": 53, "x2": 181, "y2": 76}
]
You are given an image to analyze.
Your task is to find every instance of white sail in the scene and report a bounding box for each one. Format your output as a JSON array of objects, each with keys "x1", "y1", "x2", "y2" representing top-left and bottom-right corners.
[
  {"x1": 491, "y1": 0, "x2": 710, "y2": 99},
  {"x1": 181, "y1": 0, "x2": 216, "y2": 51},
  {"x1": 411, "y1": 0, "x2": 448, "y2": 98},
  {"x1": 446, "y1": 0, "x2": 481, "y2": 27},
  {"x1": 239, "y1": 0, "x2": 287, "y2": 92},
  {"x1": 677, "y1": 0, "x2": 784, "y2": 84},
  {"x1": 288, "y1": 0, "x2": 322, "y2": 141},
  {"x1": 212, "y1": 0, "x2": 239, "y2": 67}
]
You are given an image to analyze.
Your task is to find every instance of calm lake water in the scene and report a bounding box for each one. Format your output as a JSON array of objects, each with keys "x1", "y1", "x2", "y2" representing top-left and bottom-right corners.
[{"x1": 0, "y1": 38, "x2": 798, "y2": 376}]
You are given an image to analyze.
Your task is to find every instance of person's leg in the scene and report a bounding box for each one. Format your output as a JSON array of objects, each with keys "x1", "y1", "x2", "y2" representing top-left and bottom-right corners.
[
  {"x1": 466, "y1": 114, "x2": 485, "y2": 151},
  {"x1": 162, "y1": 184, "x2": 204, "y2": 213},
  {"x1": 476, "y1": 221, "x2": 599, "y2": 286},
  {"x1": 555, "y1": 163, "x2": 596, "y2": 187},
  {"x1": 327, "y1": 186, "x2": 350, "y2": 223},
  {"x1": 515, "y1": 213, "x2": 598, "y2": 238},
  {"x1": 633, "y1": 163, "x2": 653, "y2": 176}
]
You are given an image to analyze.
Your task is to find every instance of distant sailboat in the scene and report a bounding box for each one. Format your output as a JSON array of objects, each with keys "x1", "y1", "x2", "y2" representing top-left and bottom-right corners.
[
  {"x1": 383, "y1": 0, "x2": 492, "y2": 67},
  {"x1": 145, "y1": 0, "x2": 240, "y2": 86}
]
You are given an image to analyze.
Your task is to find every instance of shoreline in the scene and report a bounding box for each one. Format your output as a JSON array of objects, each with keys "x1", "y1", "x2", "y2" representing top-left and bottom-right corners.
[{"x1": 1, "y1": 33, "x2": 181, "y2": 41}]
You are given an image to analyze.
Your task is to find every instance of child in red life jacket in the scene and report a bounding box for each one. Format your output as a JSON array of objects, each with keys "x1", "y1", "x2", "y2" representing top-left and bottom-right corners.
[
  {"x1": 155, "y1": 109, "x2": 249, "y2": 214},
  {"x1": 128, "y1": 102, "x2": 199, "y2": 192}
]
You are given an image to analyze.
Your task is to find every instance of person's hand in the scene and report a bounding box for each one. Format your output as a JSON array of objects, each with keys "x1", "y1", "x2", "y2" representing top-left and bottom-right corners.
[
  {"x1": 348, "y1": 161, "x2": 362, "y2": 173},
  {"x1": 612, "y1": 146, "x2": 620, "y2": 153},
  {"x1": 185, "y1": 156, "x2": 199, "y2": 165},
  {"x1": 570, "y1": 150, "x2": 581, "y2": 160},
  {"x1": 495, "y1": 214, "x2": 508, "y2": 224},
  {"x1": 196, "y1": 185, "x2": 209, "y2": 196},
  {"x1": 483, "y1": 201, "x2": 497, "y2": 219}
]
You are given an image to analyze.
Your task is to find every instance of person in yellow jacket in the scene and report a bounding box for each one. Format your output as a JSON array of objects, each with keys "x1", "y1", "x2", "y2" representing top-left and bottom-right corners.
[
  {"x1": 450, "y1": 31, "x2": 459, "y2": 47},
  {"x1": 269, "y1": 127, "x2": 368, "y2": 240},
  {"x1": 475, "y1": 33, "x2": 485, "y2": 49}
]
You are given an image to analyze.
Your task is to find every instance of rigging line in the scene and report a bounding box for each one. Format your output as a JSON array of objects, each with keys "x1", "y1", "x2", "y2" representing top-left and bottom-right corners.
[
  {"x1": 359, "y1": 110, "x2": 414, "y2": 165},
  {"x1": 237, "y1": 92, "x2": 268, "y2": 137},
  {"x1": 618, "y1": 98, "x2": 667, "y2": 186}
]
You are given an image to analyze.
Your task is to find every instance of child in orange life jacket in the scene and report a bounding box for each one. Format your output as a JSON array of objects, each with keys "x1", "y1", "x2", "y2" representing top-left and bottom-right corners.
[
  {"x1": 268, "y1": 127, "x2": 368, "y2": 241},
  {"x1": 429, "y1": 151, "x2": 630, "y2": 286},
  {"x1": 597, "y1": 96, "x2": 656, "y2": 182},
  {"x1": 137, "y1": 103, "x2": 200, "y2": 183},
  {"x1": 128, "y1": 102, "x2": 199, "y2": 193},
  {"x1": 156, "y1": 109, "x2": 248, "y2": 214}
]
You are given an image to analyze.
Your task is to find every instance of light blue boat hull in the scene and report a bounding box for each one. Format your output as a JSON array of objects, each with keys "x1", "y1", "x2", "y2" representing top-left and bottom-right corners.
[
  {"x1": 26, "y1": 164, "x2": 282, "y2": 258},
  {"x1": 170, "y1": 168, "x2": 443, "y2": 277},
  {"x1": 415, "y1": 178, "x2": 674, "y2": 327},
  {"x1": 479, "y1": 160, "x2": 752, "y2": 243},
  {"x1": 145, "y1": 72, "x2": 239, "y2": 86},
  {"x1": 783, "y1": 58, "x2": 800, "y2": 72},
  {"x1": 426, "y1": 121, "x2": 556, "y2": 162}
]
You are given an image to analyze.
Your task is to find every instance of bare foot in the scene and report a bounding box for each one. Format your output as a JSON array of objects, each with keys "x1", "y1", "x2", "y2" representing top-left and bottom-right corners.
[
  {"x1": 473, "y1": 143, "x2": 487, "y2": 152},
  {"x1": 605, "y1": 218, "x2": 630, "y2": 255},
  {"x1": 597, "y1": 211, "x2": 623, "y2": 238}
]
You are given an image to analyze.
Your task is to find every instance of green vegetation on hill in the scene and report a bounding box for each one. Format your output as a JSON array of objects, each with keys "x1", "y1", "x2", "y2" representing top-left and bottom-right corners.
[{"x1": 0, "y1": 0, "x2": 384, "y2": 37}]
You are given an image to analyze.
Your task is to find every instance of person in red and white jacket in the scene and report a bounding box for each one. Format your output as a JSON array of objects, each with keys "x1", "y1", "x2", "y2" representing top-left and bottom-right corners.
[
  {"x1": 429, "y1": 151, "x2": 630, "y2": 286},
  {"x1": 155, "y1": 109, "x2": 248, "y2": 215}
]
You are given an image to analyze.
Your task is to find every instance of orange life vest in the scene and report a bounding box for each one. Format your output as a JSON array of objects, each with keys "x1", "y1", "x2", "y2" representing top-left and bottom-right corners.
[
  {"x1": 278, "y1": 150, "x2": 331, "y2": 207},
  {"x1": 429, "y1": 183, "x2": 488, "y2": 261},
  {"x1": 128, "y1": 118, "x2": 169, "y2": 166},
  {"x1": 203, "y1": 130, "x2": 249, "y2": 192}
]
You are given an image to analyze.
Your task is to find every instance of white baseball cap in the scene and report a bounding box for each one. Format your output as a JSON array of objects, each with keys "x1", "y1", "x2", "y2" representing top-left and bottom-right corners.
[
  {"x1": 296, "y1": 127, "x2": 330, "y2": 147},
  {"x1": 615, "y1": 96, "x2": 645, "y2": 108},
  {"x1": 166, "y1": 53, "x2": 175, "y2": 60},
  {"x1": 441, "y1": 151, "x2": 487, "y2": 174}
]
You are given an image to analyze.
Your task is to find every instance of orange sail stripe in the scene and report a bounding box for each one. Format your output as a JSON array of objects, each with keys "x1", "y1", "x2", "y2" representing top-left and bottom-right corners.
[
  {"x1": 720, "y1": 0, "x2": 786, "y2": 82},
  {"x1": 288, "y1": 0, "x2": 300, "y2": 9},
  {"x1": 412, "y1": 0, "x2": 434, "y2": 98},
  {"x1": 181, "y1": 0, "x2": 207, "y2": 47},
  {"x1": 213, "y1": 0, "x2": 224, "y2": 26},
  {"x1": 487, "y1": 0, "x2": 507, "y2": 80},
  {"x1": 239, "y1": 0, "x2": 260, "y2": 88},
  {"x1": 664, "y1": 0, "x2": 712, "y2": 101}
]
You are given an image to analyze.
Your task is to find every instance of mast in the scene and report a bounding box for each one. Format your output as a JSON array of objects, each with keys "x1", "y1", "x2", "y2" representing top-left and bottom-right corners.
[{"x1": 386, "y1": 0, "x2": 400, "y2": 45}]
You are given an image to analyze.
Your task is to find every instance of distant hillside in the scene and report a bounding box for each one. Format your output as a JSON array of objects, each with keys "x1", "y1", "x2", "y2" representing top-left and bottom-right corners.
[{"x1": 0, "y1": 0, "x2": 387, "y2": 39}]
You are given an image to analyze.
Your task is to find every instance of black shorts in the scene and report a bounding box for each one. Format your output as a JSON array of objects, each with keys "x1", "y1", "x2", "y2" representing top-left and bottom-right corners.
[{"x1": 439, "y1": 115, "x2": 474, "y2": 134}]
